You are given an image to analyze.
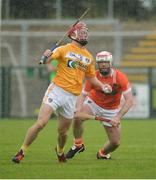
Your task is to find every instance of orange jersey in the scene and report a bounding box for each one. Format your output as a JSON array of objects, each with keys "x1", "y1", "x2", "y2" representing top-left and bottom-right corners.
[
  {"x1": 83, "y1": 69, "x2": 131, "y2": 109},
  {"x1": 50, "y1": 43, "x2": 95, "y2": 95}
]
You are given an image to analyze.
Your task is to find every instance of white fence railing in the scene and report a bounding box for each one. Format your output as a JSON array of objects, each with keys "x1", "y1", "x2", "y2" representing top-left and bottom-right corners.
[{"x1": 1, "y1": 19, "x2": 156, "y2": 67}]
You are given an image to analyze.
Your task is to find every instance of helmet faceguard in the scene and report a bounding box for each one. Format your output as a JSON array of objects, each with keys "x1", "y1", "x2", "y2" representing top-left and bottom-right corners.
[
  {"x1": 67, "y1": 22, "x2": 88, "y2": 46},
  {"x1": 96, "y1": 51, "x2": 113, "y2": 76}
]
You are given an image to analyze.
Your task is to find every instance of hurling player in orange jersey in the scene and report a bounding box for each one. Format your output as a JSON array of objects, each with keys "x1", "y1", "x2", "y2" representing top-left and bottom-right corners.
[
  {"x1": 12, "y1": 22, "x2": 112, "y2": 163},
  {"x1": 66, "y1": 51, "x2": 133, "y2": 160}
]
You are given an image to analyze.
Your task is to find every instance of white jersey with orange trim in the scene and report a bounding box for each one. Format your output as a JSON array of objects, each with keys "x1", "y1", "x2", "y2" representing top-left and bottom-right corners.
[{"x1": 50, "y1": 43, "x2": 95, "y2": 96}]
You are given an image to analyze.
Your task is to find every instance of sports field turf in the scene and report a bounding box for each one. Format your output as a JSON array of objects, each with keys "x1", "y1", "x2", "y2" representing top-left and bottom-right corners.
[{"x1": 0, "y1": 119, "x2": 156, "y2": 179}]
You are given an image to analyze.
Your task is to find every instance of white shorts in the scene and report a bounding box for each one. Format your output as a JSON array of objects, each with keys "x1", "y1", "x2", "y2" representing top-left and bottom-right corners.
[
  {"x1": 43, "y1": 83, "x2": 78, "y2": 119},
  {"x1": 84, "y1": 97, "x2": 119, "y2": 127}
]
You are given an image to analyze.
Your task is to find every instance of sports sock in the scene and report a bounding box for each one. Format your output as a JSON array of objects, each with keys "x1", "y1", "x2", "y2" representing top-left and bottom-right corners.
[
  {"x1": 74, "y1": 138, "x2": 83, "y2": 148},
  {"x1": 20, "y1": 144, "x2": 28, "y2": 153},
  {"x1": 99, "y1": 149, "x2": 106, "y2": 156},
  {"x1": 56, "y1": 145, "x2": 64, "y2": 155}
]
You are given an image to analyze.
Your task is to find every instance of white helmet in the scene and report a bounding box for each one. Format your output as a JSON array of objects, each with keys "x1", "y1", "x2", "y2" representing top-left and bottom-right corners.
[
  {"x1": 96, "y1": 51, "x2": 113, "y2": 76},
  {"x1": 96, "y1": 51, "x2": 113, "y2": 65}
]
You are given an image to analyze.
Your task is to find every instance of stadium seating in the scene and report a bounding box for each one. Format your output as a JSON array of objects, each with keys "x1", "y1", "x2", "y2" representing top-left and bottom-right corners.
[
  {"x1": 120, "y1": 30, "x2": 156, "y2": 82},
  {"x1": 121, "y1": 31, "x2": 156, "y2": 68}
]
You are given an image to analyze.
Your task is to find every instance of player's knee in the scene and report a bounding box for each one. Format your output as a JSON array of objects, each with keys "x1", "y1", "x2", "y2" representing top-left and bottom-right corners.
[
  {"x1": 35, "y1": 122, "x2": 46, "y2": 131},
  {"x1": 36, "y1": 116, "x2": 49, "y2": 130}
]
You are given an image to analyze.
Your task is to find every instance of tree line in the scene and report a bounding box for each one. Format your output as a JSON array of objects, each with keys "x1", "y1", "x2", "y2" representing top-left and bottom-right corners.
[{"x1": 2, "y1": 0, "x2": 156, "y2": 21}]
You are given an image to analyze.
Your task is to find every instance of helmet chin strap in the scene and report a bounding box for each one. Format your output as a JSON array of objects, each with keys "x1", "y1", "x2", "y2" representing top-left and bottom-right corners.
[{"x1": 74, "y1": 39, "x2": 88, "y2": 46}]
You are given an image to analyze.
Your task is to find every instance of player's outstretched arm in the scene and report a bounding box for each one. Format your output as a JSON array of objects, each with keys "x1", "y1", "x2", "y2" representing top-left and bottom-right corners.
[{"x1": 86, "y1": 77, "x2": 112, "y2": 93}]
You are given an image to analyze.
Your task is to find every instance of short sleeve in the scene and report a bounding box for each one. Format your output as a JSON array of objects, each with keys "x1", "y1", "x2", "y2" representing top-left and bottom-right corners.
[
  {"x1": 50, "y1": 46, "x2": 63, "y2": 61},
  {"x1": 85, "y1": 58, "x2": 96, "y2": 78},
  {"x1": 118, "y1": 72, "x2": 131, "y2": 92}
]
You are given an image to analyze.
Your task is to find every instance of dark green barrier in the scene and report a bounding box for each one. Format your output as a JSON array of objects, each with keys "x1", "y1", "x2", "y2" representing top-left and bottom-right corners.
[{"x1": 0, "y1": 67, "x2": 11, "y2": 118}]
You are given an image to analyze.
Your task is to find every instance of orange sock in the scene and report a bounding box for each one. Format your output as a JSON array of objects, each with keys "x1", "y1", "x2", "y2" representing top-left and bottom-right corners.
[
  {"x1": 74, "y1": 138, "x2": 83, "y2": 147},
  {"x1": 99, "y1": 149, "x2": 106, "y2": 156}
]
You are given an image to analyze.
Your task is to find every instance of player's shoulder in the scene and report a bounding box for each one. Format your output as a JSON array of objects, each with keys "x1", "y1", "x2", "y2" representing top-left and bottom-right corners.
[
  {"x1": 63, "y1": 43, "x2": 76, "y2": 49},
  {"x1": 84, "y1": 48, "x2": 93, "y2": 57},
  {"x1": 59, "y1": 43, "x2": 70, "y2": 49},
  {"x1": 115, "y1": 68, "x2": 127, "y2": 78},
  {"x1": 52, "y1": 45, "x2": 64, "y2": 53},
  {"x1": 59, "y1": 43, "x2": 72, "y2": 49},
  {"x1": 115, "y1": 69, "x2": 129, "y2": 83}
]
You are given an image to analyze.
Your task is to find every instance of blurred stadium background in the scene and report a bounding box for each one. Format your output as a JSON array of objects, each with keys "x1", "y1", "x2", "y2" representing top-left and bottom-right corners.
[{"x1": 1, "y1": 0, "x2": 156, "y2": 119}]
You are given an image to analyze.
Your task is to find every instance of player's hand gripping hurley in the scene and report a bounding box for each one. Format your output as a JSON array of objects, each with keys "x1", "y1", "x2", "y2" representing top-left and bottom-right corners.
[{"x1": 39, "y1": 8, "x2": 90, "y2": 64}]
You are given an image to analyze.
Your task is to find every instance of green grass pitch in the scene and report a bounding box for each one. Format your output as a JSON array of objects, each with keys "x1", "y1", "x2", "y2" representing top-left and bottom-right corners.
[{"x1": 0, "y1": 119, "x2": 156, "y2": 179}]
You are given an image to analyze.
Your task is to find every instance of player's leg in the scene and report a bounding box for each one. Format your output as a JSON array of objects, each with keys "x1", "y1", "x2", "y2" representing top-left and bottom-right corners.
[
  {"x1": 97, "y1": 125, "x2": 121, "y2": 159},
  {"x1": 73, "y1": 103, "x2": 94, "y2": 139},
  {"x1": 23, "y1": 104, "x2": 53, "y2": 148},
  {"x1": 66, "y1": 103, "x2": 94, "y2": 159},
  {"x1": 12, "y1": 103, "x2": 54, "y2": 163},
  {"x1": 104, "y1": 125, "x2": 121, "y2": 153},
  {"x1": 55, "y1": 114, "x2": 72, "y2": 162}
]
